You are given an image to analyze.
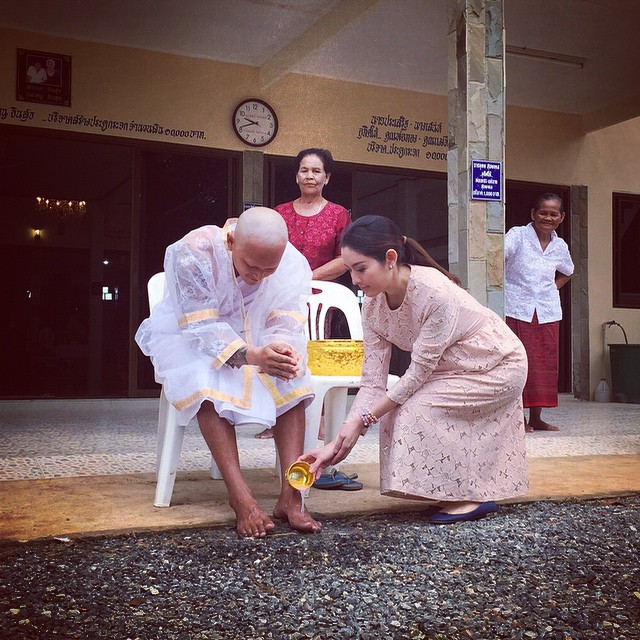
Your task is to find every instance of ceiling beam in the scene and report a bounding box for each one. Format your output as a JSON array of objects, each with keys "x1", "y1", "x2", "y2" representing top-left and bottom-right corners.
[
  {"x1": 258, "y1": 0, "x2": 382, "y2": 90},
  {"x1": 582, "y1": 94, "x2": 640, "y2": 133}
]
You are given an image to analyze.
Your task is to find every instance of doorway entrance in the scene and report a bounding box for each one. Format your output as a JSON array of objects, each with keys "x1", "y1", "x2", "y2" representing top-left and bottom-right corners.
[{"x1": 505, "y1": 181, "x2": 572, "y2": 393}]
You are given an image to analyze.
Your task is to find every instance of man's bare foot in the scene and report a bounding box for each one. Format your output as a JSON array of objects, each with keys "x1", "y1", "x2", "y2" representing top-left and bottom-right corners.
[
  {"x1": 523, "y1": 419, "x2": 534, "y2": 433},
  {"x1": 528, "y1": 419, "x2": 560, "y2": 432},
  {"x1": 231, "y1": 500, "x2": 275, "y2": 538},
  {"x1": 273, "y1": 495, "x2": 322, "y2": 533},
  {"x1": 254, "y1": 428, "x2": 274, "y2": 439}
]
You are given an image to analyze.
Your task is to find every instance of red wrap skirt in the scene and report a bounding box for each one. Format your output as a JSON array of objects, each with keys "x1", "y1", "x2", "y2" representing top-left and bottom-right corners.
[{"x1": 506, "y1": 312, "x2": 560, "y2": 408}]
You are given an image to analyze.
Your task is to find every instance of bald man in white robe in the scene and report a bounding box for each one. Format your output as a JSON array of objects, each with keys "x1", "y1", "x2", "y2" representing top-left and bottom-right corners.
[{"x1": 136, "y1": 207, "x2": 321, "y2": 536}]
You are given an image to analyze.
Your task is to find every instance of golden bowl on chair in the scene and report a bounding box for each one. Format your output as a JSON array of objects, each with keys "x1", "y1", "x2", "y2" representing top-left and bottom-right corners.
[{"x1": 307, "y1": 340, "x2": 364, "y2": 376}]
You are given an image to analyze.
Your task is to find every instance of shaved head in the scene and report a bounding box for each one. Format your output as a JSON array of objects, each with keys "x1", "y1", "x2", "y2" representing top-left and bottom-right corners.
[
  {"x1": 229, "y1": 207, "x2": 289, "y2": 284},
  {"x1": 234, "y1": 207, "x2": 288, "y2": 249}
]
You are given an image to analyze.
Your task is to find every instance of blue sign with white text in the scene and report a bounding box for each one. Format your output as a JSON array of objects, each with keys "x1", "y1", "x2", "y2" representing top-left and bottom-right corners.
[{"x1": 471, "y1": 160, "x2": 502, "y2": 201}]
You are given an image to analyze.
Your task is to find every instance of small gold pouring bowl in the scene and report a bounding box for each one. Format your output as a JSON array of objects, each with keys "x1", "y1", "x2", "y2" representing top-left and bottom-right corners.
[{"x1": 286, "y1": 461, "x2": 315, "y2": 491}]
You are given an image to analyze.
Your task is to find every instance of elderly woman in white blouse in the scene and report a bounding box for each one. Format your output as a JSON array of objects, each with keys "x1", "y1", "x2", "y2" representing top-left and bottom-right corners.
[{"x1": 504, "y1": 193, "x2": 574, "y2": 432}]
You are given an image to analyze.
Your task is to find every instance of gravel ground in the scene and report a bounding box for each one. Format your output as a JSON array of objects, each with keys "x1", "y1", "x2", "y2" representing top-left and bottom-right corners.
[{"x1": 1, "y1": 496, "x2": 639, "y2": 640}]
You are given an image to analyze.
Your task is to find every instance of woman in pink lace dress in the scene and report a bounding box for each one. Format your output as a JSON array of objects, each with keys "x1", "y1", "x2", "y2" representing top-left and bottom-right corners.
[
  {"x1": 255, "y1": 148, "x2": 352, "y2": 444},
  {"x1": 302, "y1": 215, "x2": 529, "y2": 524}
]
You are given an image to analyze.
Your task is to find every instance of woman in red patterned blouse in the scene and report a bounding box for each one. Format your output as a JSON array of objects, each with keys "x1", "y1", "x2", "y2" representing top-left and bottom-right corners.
[
  {"x1": 255, "y1": 148, "x2": 353, "y2": 442},
  {"x1": 276, "y1": 148, "x2": 351, "y2": 281}
]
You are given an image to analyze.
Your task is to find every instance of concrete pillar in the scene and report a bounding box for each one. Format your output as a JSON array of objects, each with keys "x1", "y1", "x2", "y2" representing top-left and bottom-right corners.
[
  {"x1": 242, "y1": 150, "x2": 264, "y2": 207},
  {"x1": 447, "y1": 0, "x2": 505, "y2": 314},
  {"x1": 570, "y1": 185, "x2": 589, "y2": 400}
]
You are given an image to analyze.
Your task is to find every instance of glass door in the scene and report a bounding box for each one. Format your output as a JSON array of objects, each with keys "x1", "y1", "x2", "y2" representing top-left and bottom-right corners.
[
  {"x1": 0, "y1": 129, "x2": 132, "y2": 397},
  {"x1": 135, "y1": 149, "x2": 239, "y2": 393},
  {"x1": 0, "y1": 127, "x2": 239, "y2": 398}
]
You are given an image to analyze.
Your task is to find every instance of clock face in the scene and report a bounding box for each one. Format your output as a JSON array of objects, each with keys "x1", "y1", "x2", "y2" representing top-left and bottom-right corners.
[{"x1": 232, "y1": 99, "x2": 278, "y2": 147}]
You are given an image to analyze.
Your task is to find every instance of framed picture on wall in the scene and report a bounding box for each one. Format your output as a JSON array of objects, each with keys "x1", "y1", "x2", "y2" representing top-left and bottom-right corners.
[{"x1": 16, "y1": 48, "x2": 72, "y2": 107}]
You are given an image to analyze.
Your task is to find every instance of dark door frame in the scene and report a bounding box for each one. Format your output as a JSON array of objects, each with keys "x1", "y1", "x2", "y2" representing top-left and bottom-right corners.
[{"x1": 505, "y1": 180, "x2": 573, "y2": 393}]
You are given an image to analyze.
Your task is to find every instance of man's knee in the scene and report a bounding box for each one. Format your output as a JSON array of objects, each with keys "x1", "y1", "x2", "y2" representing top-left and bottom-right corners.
[
  {"x1": 197, "y1": 401, "x2": 228, "y2": 428},
  {"x1": 276, "y1": 402, "x2": 305, "y2": 424},
  {"x1": 198, "y1": 400, "x2": 216, "y2": 417}
]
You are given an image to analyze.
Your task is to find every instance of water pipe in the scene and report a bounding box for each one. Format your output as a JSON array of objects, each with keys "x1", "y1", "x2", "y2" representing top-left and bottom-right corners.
[{"x1": 603, "y1": 320, "x2": 629, "y2": 344}]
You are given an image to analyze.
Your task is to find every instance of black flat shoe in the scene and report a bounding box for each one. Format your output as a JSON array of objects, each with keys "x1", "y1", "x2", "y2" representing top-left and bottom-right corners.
[{"x1": 428, "y1": 501, "x2": 498, "y2": 525}]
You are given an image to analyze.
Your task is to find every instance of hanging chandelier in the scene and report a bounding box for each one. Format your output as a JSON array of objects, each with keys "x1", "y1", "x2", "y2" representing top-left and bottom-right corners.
[{"x1": 35, "y1": 196, "x2": 87, "y2": 217}]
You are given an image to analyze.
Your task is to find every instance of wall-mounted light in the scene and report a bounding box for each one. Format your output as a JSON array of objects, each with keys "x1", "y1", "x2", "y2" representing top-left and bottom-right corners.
[{"x1": 33, "y1": 228, "x2": 42, "y2": 240}]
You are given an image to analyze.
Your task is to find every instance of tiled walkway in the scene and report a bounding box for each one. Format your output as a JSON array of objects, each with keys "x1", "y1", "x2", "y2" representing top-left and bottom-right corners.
[{"x1": 1, "y1": 394, "x2": 639, "y2": 481}]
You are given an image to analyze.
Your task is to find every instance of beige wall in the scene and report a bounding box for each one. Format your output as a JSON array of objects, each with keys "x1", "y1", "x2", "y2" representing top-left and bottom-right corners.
[
  {"x1": 2, "y1": 27, "x2": 639, "y2": 396},
  {"x1": 0, "y1": 27, "x2": 448, "y2": 171},
  {"x1": 580, "y1": 119, "x2": 640, "y2": 383}
]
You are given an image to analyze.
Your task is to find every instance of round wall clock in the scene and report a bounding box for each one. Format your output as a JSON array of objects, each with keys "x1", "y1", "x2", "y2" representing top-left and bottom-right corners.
[{"x1": 232, "y1": 98, "x2": 278, "y2": 147}]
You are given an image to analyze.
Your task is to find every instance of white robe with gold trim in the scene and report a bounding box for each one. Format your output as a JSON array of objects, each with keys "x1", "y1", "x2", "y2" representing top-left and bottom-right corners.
[{"x1": 135, "y1": 221, "x2": 314, "y2": 426}]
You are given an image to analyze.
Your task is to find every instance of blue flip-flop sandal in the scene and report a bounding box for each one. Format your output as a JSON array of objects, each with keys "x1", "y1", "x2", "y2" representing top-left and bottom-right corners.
[
  {"x1": 312, "y1": 470, "x2": 363, "y2": 490},
  {"x1": 312, "y1": 470, "x2": 345, "y2": 489},
  {"x1": 336, "y1": 472, "x2": 363, "y2": 491}
]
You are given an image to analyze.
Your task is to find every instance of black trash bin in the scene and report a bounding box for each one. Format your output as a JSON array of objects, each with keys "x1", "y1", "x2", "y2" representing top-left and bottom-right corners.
[{"x1": 609, "y1": 344, "x2": 640, "y2": 404}]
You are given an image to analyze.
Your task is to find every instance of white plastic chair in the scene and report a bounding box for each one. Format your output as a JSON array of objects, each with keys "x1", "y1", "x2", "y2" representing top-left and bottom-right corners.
[
  {"x1": 304, "y1": 280, "x2": 399, "y2": 453},
  {"x1": 147, "y1": 272, "x2": 286, "y2": 507},
  {"x1": 146, "y1": 273, "x2": 221, "y2": 507}
]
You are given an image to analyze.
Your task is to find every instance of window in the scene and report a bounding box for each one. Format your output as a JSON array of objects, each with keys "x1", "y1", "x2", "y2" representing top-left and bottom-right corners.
[{"x1": 613, "y1": 192, "x2": 640, "y2": 308}]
